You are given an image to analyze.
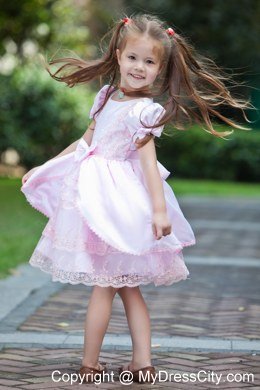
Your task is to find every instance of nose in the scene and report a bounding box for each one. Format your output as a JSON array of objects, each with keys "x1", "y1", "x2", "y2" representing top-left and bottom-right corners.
[{"x1": 134, "y1": 61, "x2": 144, "y2": 72}]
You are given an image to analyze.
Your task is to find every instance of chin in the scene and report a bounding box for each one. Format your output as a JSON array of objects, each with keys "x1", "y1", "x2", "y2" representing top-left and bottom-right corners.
[{"x1": 128, "y1": 81, "x2": 146, "y2": 89}]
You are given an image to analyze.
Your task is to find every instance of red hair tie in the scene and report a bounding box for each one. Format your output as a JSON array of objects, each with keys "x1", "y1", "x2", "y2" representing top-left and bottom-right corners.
[
  {"x1": 122, "y1": 17, "x2": 131, "y2": 25},
  {"x1": 166, "y1": 28, "x2": 175, "y2": 36}
]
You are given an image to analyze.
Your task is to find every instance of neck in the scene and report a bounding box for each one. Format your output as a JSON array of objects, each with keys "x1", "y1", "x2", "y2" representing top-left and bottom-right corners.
[{"x1": 117, "y1": 84, "x2": 152, "y2": 98}]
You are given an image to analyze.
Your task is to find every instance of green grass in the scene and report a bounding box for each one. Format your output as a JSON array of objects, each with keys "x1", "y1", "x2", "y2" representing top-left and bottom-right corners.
[
  {"x1": 0, "y1": 178, "x2": 47, "y2": 279},
  {"x1": 169, "y1": 178, "x2": 260, "y2": 197},
  {"x1": 1, "y1": 177, "x2": 260, "y2": 279}
]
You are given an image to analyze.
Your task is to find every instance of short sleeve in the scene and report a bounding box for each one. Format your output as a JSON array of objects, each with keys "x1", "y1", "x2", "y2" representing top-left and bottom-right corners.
[
  {"x1": 89, "y1": 85, "x2": 111, "y2": 119},
  {"x1": 126, "y1": 101, "x2": 165, "y2": 143}
]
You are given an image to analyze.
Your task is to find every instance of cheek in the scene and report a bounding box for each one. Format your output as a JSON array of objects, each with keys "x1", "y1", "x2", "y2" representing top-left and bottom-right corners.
[
  {"x1": 120, "y1": 60, "x2": 128, "y2": 70},
  {"x1": 150, "y1": 68, "x2": 160, "y2": 79}
]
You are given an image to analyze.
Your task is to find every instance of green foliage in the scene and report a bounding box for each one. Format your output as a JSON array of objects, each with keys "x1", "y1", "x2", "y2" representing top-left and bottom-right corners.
[
  {"x1": 0, "y1": 63, "x2": 95, "y2": 168},
  {"x1": 0, "y1": 0, "x2": 91, "y2": 59},
  {"x1": 125, "y1": 0, "x2": 260, "y2": 73},
  {"x1": 157, "y1": 126, "x2": 260, "y2": 182},
  {"x1": 0, "y1": 0, "x2": 51, "y2": 56}
]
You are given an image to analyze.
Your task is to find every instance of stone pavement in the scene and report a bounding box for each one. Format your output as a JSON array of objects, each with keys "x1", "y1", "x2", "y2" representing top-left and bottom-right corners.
[{"x1": 0, "y1": 197, "x2": 260, "y2": 389}]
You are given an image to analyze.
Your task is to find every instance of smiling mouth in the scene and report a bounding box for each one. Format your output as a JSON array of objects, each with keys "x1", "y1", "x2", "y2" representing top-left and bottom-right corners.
[{"x1": 129, "y1": 73, "x2": 145, "y2": 80}]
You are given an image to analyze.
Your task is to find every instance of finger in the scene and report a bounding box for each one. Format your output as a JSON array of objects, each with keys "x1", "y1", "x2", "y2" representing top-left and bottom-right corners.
[{"x1": 156, "y1": 227, "x2": 163, "y2": 240}]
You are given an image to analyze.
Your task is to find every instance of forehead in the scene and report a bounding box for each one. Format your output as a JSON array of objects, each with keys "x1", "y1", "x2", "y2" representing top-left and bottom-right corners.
[{"x1": 123, "y1": 34, "x2": 163, "y2": 59}]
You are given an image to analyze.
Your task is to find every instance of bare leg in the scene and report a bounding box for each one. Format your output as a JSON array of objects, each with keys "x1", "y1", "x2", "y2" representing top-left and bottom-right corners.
[
  {"x1": 82, "y1": 286, "x2": 118, "y2": 369},
  {"x1": 117, "y1": 286, "x2": 152, "y2": 371}
]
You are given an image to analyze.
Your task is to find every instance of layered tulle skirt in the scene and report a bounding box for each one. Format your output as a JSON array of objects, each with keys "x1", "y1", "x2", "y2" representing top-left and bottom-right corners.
[{"x1": 21, "y1": 138, "x2": 195, "y2": 287}]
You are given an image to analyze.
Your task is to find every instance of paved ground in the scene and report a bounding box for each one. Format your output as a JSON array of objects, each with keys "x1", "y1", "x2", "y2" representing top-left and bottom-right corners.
[{"x1": 0, "y1": 197, "x2": 260, "y2": 389}]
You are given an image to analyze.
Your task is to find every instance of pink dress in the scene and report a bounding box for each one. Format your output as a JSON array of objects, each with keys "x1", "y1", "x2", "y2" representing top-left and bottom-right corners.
[{"x1": 21, "y1": 85, "x2": 195, "y2": 287}]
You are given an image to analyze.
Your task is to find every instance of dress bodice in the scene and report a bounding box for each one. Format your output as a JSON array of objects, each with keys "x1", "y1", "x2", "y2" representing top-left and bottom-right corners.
[
  {"x1": 91, "y1": 98, "x2": 141, "y2": 160},
  {"x1": 89, "y1": 85, "x2": 165, "y2": 161}
]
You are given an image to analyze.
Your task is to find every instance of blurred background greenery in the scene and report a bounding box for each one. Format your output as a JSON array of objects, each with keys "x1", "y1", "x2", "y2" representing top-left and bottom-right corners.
[
  {"x1": 0, "y1": 0, "x2": 259, "y2": 277},
  {"x1": 0, "y1": 0, "x2": 259, "y2": 178}
]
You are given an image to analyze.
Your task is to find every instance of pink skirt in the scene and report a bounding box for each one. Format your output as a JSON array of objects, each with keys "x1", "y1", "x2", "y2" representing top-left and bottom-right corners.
[{"x1": 21, "y1": 139, "x2": 195, "y2": 287}]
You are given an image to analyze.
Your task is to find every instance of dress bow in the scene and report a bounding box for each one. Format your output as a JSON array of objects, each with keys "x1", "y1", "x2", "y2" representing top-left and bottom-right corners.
[{"x1": 74, "y1": 138, "x2": 98, "y2": 162}]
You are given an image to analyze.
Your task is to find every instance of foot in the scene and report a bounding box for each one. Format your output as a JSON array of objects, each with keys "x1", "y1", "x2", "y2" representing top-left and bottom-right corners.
[
  {"x1": 120, "y1": 362, "x2": 151, "y2": 372},
  {"x1": 119, "y1": 362, "x2": 155, "y2": 383},
  {"x1": 79, "y1": 362, "x2": 107, "y2": 383},
  {"x1": 81, "y1": 361, "x2": 106, "y2": 371},
  {"x1": 119, "y1": 362, "x2": 135, "y2": 372}
]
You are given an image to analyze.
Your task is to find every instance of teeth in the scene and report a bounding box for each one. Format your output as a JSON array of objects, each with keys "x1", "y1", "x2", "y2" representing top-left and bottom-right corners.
[{"x1": 130, "y1": 74, "x2": 144, "y2": 79}]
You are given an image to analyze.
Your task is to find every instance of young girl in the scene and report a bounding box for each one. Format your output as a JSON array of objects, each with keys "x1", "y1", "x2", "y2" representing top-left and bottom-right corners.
[{"x1": 21, "y1": 14, "x2": 250, "y2": 383}]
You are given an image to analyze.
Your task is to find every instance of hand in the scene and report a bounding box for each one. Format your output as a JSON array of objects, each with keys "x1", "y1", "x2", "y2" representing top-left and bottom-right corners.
[
  {"x1": 135, "y1": 133, "x2": 154, "y2": 149},
  {"x1": 22, "y1": 166, "x2": 40, "y2": 185},
  {"x1": 152, "y1": 212, "x2": 172, "y2": 240}
]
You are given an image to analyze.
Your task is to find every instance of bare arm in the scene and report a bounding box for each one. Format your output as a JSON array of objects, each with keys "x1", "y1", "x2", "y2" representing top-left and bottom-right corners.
[
  {"x1": 82, "y1": 120, "x2": 95, "y2": 146},
  {"x1": 50, "y1": 120, "x2": 96, "y2": 161},
  {"x1": 137, "y1": 137, "x2": 171, "y2": 240},
  {"x1": 49, "y1": 139, "x2": 79, "y2": 161},
  {"x1": 22, "y1": 121, "x2": 96, "y2": 185}
]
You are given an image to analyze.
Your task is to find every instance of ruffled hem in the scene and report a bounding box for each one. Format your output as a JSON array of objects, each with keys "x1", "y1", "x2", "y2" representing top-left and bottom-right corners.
[
  {"x1": 43, "y1": 221, "x2": 195, "y2": 256},
  {"x1": 21, "y1": 188, "x2": 50, "y2": 219},
  {"x1": 29, "y1": 250, "x2": 191, "y2": 288},
  {"x1": 75, "y1": 197, "x2": 194, "y2": 256},
  {"x1": 21, "y1": 152, "x2": 74, "y2": 219}
]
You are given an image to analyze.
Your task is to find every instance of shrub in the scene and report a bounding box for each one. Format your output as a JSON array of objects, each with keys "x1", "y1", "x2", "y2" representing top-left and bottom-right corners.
[
  {"x1": 0, "y1": 64, "x2": 94, "y2": 168},
  {"x1": 157, "y1": 125, "x2": 260, "y2": 182},
  {"x1": 0, "y1": 66, "x2": 259, "y2": 182}
]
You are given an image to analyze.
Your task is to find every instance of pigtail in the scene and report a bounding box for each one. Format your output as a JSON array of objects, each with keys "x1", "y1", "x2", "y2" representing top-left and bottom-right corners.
[
  {"x1": 41, "y1": 20, "x2": 130, "y2": 120},
  {"x1": 43, "y1": 21, "x2": 125, "y2": 89},
  {"x1": 159, "y1": 33, "x2": 252, "y2": 138}
]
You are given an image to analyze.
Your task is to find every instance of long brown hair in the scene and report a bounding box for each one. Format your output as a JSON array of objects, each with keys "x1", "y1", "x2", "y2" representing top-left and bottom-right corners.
[{"x1": 44, "y1": 14, "x2": 253, "y2": 138}]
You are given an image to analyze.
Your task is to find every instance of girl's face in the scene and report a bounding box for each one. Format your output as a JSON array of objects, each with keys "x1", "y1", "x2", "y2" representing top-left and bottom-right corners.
[{"x1": 116, "y1": 34, "x2": 162, "y2": 91}]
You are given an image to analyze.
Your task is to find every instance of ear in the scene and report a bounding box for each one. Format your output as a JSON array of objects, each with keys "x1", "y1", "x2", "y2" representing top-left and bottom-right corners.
[{"x1": 116, "y1": 49, "x2": 121, "y2": 64}]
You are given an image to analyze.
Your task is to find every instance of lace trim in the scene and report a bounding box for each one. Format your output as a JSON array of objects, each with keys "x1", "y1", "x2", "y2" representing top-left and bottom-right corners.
[
  {"x1": 42, "y1": 222, "x2": 119, "y2": 255},
  {"x1": 91, "y1": 103, "x2": 138, "y2": 160},
  {"x1": 29, "y1": 251, "x2": 190, "y2": 288},
  {"x1": 75, "y1": 199, "x2": 195, "y2": 256},
  {"x1": 43, "y1": 222, "x2": 195, "y2": 257}
]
